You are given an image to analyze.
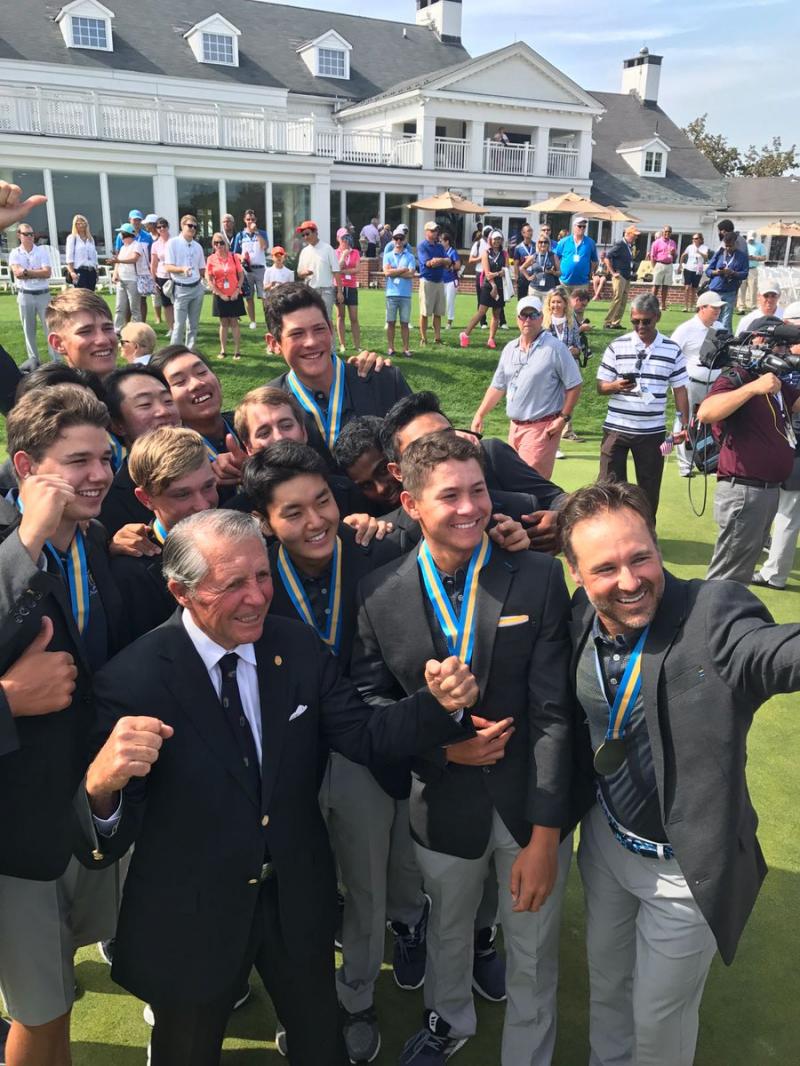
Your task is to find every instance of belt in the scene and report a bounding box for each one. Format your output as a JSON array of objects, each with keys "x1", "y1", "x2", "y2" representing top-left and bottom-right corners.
[
  {"x1": 717, "y1": 475, "x2": 781, "y2": 489},
  {"x1": 18, "y1": 288, "x2": 49, "y2": 295},
  {"x1": 174, "y1": 279, "x2": 201, "y2": 288},
  {"x1": 512, "y1": 411, "x2": 561, "y2": 426},
  {"x1": 596, "y1": 789, "x2": 674, "y2": 862}
]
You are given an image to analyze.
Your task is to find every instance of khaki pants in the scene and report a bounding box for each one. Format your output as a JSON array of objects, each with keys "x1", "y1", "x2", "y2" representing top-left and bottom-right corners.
[{"x1": 604, "y1": 275, "x2": 629, "y2": 327}]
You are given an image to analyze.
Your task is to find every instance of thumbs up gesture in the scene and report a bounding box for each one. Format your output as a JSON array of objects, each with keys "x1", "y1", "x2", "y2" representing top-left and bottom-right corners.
[
  {"x1": 0, "y1": 617, "x2": 78, "y2": 717},
  {"x1": 425, "y1": 656, "x2": 479, "y2": 713},
  {"x1": 212, "y1": 433, "x2": 247, "y2": 487}
]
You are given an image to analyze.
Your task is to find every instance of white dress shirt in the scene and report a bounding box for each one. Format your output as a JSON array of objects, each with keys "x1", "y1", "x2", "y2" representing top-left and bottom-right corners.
[
  {"x1": 65, "y1": 234, "x2": 98, "y2": 270},
  {"x1": 165, "y1": 236, "x2": 206, "y2": 284},
  {"x1": 9, "y1": 245, "x2": 51, "y2": 292}
]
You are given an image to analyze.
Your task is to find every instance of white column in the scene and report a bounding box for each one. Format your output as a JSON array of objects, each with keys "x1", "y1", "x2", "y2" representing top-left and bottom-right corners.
[
  {"x1": 534, "y1": 126, "x2": 550, "y2": 178},
  {"x1": 578, "y1": 129, "x2": 593, "y2": 179},
  {"x1": 421, "y1": 112, "x2": 437, "y2": 171},
  {"x1": 417, "y1": 183, "x2": 438, "y2": 245},
  {"x1": 266, "y1": 180, "x2": 274, "y2": 247},
  {"x1": 311, "y1": 172, "x2": 331, "y2": 242},
  {"x1": 99, "y1": 172, "x2": 112, "y2": 256},
  {"x1": 466, "y1": 119, "x2": 484, "y2": 173},
  {"x1": 218, "y1": 178, "x2": 226, "y2": 227},
  {"x1": 153, "y1": 165, "x2": 178, "y2": 228},
  {"x1": 341, "y1": 189, "x2": 348, "y2": 226},
  {"x1": 42, "y1": 168, "x2": 58, "y2": 249},
  {"x1": 379, "y1": 190, "x2": 386, "y2": 224}
]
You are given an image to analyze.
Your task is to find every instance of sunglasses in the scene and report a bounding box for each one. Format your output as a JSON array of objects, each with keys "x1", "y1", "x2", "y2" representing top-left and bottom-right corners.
[
  {"x1": 157, "y1": 224, "x2": 168, "y2": 229},
  {"x1": 518, "y1": 309, "x2": 541, "y2": 320},
  {"x1": 185, "y1": 222, "x2": 198, "y2": 229},
  {"x1": 576, "y1": 223, "x2": 587, "y2": 228},
  {"x1": 18, "y1": 231, "x2": 33, "y2": 237},
  {"x1": 212, "y1": 240, "x2": 225, "y2": 246},
  {"x1": 631, "y1": 317, "x2": 654, "y2": 326}
]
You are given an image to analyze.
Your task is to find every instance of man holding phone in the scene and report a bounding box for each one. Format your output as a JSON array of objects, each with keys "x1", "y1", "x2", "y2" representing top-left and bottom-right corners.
[{"x1": 596, "y1": 293, "x2": 689, "y2": 518}]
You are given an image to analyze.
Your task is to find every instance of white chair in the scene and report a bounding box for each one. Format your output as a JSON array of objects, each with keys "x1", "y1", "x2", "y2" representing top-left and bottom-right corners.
[
  {"x1": 0, "y1": 260, "x2": 11, "y2": 292},
  {"x1": 96, "y1": 263, "x2": 115, "y2": 294},
  {"x1": 45, "y1": 245, "x2": 68, "y2": 291}
]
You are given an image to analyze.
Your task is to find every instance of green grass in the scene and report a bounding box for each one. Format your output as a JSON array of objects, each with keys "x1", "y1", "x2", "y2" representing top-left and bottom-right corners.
[{"x1": 1, "y1": 291, "x2": 798, "y2": 1064}]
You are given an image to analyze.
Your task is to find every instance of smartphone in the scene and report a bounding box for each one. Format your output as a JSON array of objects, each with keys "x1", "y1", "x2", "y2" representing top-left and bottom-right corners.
[{"x1": 621, "y1": 373, "x2": 638, "y2": 383}]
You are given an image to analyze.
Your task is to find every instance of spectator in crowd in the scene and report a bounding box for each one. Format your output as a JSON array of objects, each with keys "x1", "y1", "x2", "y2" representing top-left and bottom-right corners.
[
  {"x1": 512, "y1": 223, "x2": 535, "y2": 299},
  {"x1": 554, "y1": 217, "x2": 598, "y2": 292},
  {"x1": 360, "y1": 217, "x2": 381, "y2": 258},
  {"x1": 119, "y1": 321, "x2": 157, "y2": 365},
  {"x1": 164, "y1": 214, "x2": 206, "y2": 349},
  {"x1": 752, "y1": 300, "x2": 800, "y2": 588},
  {"x1": 231, "y1": 209, "x2": 269, "y2": 330},
  {"x1": 679, "y1": 232, "x2": 709, "y2": 312},
  {"x1": 649, "y1": 225, "x2": 678, "y2": 311},
  {"x1": 603, "y1": 225, "x2": 639, "y2": 328},
  {"x1": 220, "y1": 213, "x2": 236, "y2": 247},
  {"x1": 705, "y1": 230, "x2": 749, "y2": 331},
  {"x1": 468, "y1": 226, "x2": 489, "y2": 328},
  {"x1": 46, "y1": 289, "x2": 119, "y2": 382},
  {"x1": 716, "y1": 218, "x2": 748, "y2": 256},
  {"x1": 671, "y1": 291, "x2": 726, "y2": 476},
  {"x1": 570, "y1": 288, "x2": 591, "y2": 331},
  {"x1": 206, "y1": 232, "x2": 246, "y2": 360},
  {"x1": 296, "y1": 220, "x2": 340, "y2": 319},
  {"x1": 441, "y1": 231, "x2": 461, "y2": 329},
  {"x1": 65, "y1": 214, "x2": 98, "y2": 291},
  {"x1": 471, "y1": 295, "x2": 583, "y2": 478},
  {"x1": 335, "y1": 228, "x2": 362, "y2": 354},
  {"x1": 737, "y1": 280, "x2": 783, "y2": 335},
  {"x1": 596, "y1": 293, "x2": 689, "y2": 518},
  {"x1": 560, "y1": 479, "x2": 800, "y2": 1066},
  {"x1": 417, "y1": 221, "x2": 449, "y2": 346},
  {"x1": 113, "y1": 209, "x2": 152, "y2": 254},
  {"x1": 492, "y1": 126, "x2": 511, "y2": 145},
  {"x1": 263, "y1": 246, "x2": 295, "y2": 291},
  {"x1": 459, "y1": 230, "x2": 507, "y2": 350},
  {"x1": 591, "y1": 253, "x2": 609, "y2": 301},
  {"x1": 383, "y1": 227, "x2": 416, "y2": 359},
  {"x1": 540, "y1": 223, "x2": 557, "y2": 252},
  {"x1": 9, "y1": 221, "x2": 55, "y2": 370},
  {"x1": 112, "y1": 223, "x2": 148, "y2": 332},
  {"x1": 739, "y1": 230, "x2": 767, "y2": 311},
  {"x1": 141, "y1": 215, "x2": 164, "y2": 325},
  {"x1": 149, "y1": 218, "x2": 174, "y2": 336},
  {"x1": 542, "y1": 286, "x2": 582, "y2": 361},
  {"x1": 697, "y1": 325, "x2": 800, "y2": 583},
  {"x1": 378, "y1": 222, "x2": 393, "y2": 253},
  {"x1": 142, "y1": 214, "x2": 160, "y2": 240},
  {"x1": 520, "y1": 233, "x2": 559, "y2": 299}
]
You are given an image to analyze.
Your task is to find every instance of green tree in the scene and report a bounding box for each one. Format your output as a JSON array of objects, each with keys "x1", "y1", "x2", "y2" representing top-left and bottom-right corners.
[
  {"x1": 737, "y1": 137, "x2": 799, "y2": 177},
  {"x1": 682, "y1": 114, "x2": 741, "y2": 175}
]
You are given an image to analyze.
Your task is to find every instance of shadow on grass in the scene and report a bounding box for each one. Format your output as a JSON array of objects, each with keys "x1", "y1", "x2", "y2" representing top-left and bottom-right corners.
[
  {"x1": 74, "y1": 959, "x2": 131, "y2": 996},
  {"x1": 658, "y1": 538, "x2": 713, "y2": 568}
]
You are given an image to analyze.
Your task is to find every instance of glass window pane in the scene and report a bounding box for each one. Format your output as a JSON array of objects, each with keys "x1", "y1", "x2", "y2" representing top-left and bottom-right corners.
[
  {"x1": 225, "y1": 182, "x2": 266, "y2": 238},
  {"x1": 72, "y1": 16, "x2": 107, "y2": 49},
  {"x1": 0, "y1": 169, "x2": 47, "y2": 253},
  {"x1": 177, "y1": 178, "x2": 218, "y2": 251},
  {"x1": 318, "y1": 48, "x2": 345, "y2": 77},
  {"x1": 329, "y1": 189, "x2": 342, "y2": 244},
  {"x1": 108, "y1": 174, "x2": 154, "y2": 235},
  {"x1": 51, "y1": 171, "x2": 103, "y2": 256},
  {"x1": 203, "y1": 33, "x2": 234, "y2": 65},
  {"x1": 345, "y1": 192, "x2": 380, "y2": 247},
  {"x1": 272, "y1": 183, "x2": 311, "y2": 254}
]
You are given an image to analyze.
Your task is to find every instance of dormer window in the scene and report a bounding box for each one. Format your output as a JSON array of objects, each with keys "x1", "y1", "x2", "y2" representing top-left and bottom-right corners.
[
  {"x1": 616, "y1": 136, "x2": 669, "y2": 179},
  {"x1": 318, "y1": 47, "x2": 346, "y2": 78},
  {"x1": 184, "y1": 13, "x2": 241, "y2": 68},
  {"x1": 644, "y1": 150, "x2": 664, "y2": 174},
  {"x1": 297, "y1": 30, "x2": 352, "y2": 81},
  {"x1": 56, "y1": 1, "x2": 115, "y2": 52}
]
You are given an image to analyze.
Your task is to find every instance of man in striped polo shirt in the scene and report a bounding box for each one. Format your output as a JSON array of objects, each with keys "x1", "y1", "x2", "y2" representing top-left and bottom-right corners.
[{"x1": 596, "y1": 293, "x2": 689, "y2": 518}]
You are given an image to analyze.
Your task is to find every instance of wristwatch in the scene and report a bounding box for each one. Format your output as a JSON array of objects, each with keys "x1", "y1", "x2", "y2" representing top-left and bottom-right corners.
[{"x1": 559, "y1": 411, "x2": 572, "y2": 422}]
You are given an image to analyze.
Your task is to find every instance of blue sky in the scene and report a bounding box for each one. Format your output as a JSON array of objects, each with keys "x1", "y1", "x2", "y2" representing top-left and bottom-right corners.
[{"x1": 261, "y1": 0, "x2": 798, "y2": 151}]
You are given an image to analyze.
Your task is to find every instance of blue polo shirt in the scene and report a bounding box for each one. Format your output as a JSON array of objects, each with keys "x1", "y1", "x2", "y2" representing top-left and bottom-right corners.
[
  {"x1": 383, "y1": 246, "x2": 416, "y2": 298},
  {"x1": 417, "y1": 239, "x2": 446, "y2": 283},
  {"x1": 114, "y1": 228, "x2": 153, "y2": 253},
  {"x1": 555, "y1": 234, "x2": 597, "y2": 285}
]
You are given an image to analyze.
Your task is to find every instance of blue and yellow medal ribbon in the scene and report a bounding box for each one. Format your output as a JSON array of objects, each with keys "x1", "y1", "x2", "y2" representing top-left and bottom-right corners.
[
  {"x1": 417, "y1": 533, "x2": 492, "y2": 666},
  {"x1": 276, "y1": 535, "x2": 343, "y2": 656},
  {"x1": 151, "y1": 518, "x2": 169, "y2": 546},
  {"x1": 594, "y1": 625, "x2": 650, "y2": 742},
  {"x1": 107, "y1": 431, "x2": 127, "y2": 474},
  {"x1": 202, "y1": 418, "x2": 239, "y2": 462},
  {"x1": 286, "y1": 355, "x2": 346, "y2": 450}
]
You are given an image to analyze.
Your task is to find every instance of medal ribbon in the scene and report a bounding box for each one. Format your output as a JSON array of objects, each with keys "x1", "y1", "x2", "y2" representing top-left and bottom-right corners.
[
  {"x1": 286, "y1": 355, "x2": 346, "y2": 451},
  {"x1": 107, "y1": 431, "x2": 127, "y2": 474},
  {"x1": 201, "y1": 418, "x2": 239, "y2": 462},
  {"x1": 15, "y1": 497, "x2": 90, "y2": 635},
  {"x1": 276, "y1": 535, "x2": 342, "y2": 655},
  {"x1": 151, "y1": 518, "x2": 169, "y2": 546},
  {"x1": 417, "y1": 533, "x2": 491, "y2": 666},
  {"x1": 593, "y1": 625, "x2": 650, "y2": 742}
]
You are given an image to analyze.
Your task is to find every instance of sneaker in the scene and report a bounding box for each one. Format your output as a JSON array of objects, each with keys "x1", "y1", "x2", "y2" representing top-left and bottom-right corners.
[
  {"x1": 472, "y1": 926, "x2": 506, "y2": 1002},
  {"x1": 562, "y1": 429, "x2": 584, "y2": 443},
  {"x1": 751, "y1": 572, "x2": 785, "y2": 591},
  {"x1": 275, "y1": 1023, "x2": 288, "y2": 1057},
  {"x1": 387, "y1": 349, "x2": 397, "y2": 358},
  {"x1": 480, "y1": 323, "x2": 488, "y2": 329},
  {"x1": 399, "y1": 1011, "x2": 467, "y2": 1064},
  {"x1": 343, "y1": 1006, "x2": 381, "y2": 1063},
  {"x1": 499, "y1": 323, "x2": 509, "y2": 329},
  {"x1": 143, "y1": 984, "x2": 250, "y2": 1027},
  {"x1": 248, "y1": 321, "x2": 257, "y2": 330},
  {"x1": 402, "y1": 350, "x2": 413, "y2": 359},
  {"x1": 459, "y1": 332, "x2": 470, "y2": 348},
  {"x1": 555, "y1": 449, "x2": 565, "y2": 459},
  {"x1": 97, "y1": 939, "x2": 115, "y2": 966},
  {"x1": 487, "y1": 338, "x2": 497, "y2": 349},
  {"x1": 390, "y1": 895, "x2": 430, "y2": 990}
]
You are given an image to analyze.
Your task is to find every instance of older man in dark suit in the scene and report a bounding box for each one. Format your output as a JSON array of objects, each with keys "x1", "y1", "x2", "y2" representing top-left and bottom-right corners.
[
  {"x1": 84, "y1": 508, "x2": 478, "y2": 1066},
  {"x1": 559, "y1": 480, "x2": 800, "y2": 1066}
]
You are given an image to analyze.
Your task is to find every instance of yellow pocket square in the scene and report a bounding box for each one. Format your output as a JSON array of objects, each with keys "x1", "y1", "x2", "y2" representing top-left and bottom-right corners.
[{"x1": 498, "y1": 614, "x2": 529, "y2": 628}]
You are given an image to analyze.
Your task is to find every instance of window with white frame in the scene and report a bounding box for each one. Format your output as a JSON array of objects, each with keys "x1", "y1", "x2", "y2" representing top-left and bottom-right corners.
[
  {"x1": 71, "y1": 15, "x2": 108, "y2": 49},
  {"x1": 202, "y1": 31, "x2": 235, "y2": 65},
  {"x1": 318, "y1": 47, "x2": 346, "y2": 78},
  {"x1": 644, "y1": 150, "x2": 664, "y2": 175}
]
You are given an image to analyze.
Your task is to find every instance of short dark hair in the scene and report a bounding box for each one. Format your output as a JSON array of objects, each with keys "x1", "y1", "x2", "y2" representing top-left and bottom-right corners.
[
  {"x1": 264, "y1": 282, "x2": 331, "y2": 341},
  {"x1": 571, "y1": 288, "x2": 591, "y2": 302},
  {"x1": 242, "y1": 440, "x2": 329, "y2": 514},
  {"x1": 558, "y1": 480, "x2": 656, "y2": 567},
  {"x1": 14, "y1": 362, "x2": 106, "y2": 405},
  {"x1": 380, "y1": 391, "x2": 451, "y2": 463},
  {"x1": 400, "y1": 430, "x2": 484, "y2": 498},
  {"x1": 149, "y1": 344, "x2": 209, "y2": 376},
  {"x1": 103, "y1": 364, "x2": 169, "y2": 424},
  {"x1": 7, "y1": 383, "x2": 109, "y2": 461},
  {"x1": 332, "y1": 415, "x2": 385, "y2": 472},
  {"x1": 717, "y1": 219, "x2": 734, "y2": 233}
]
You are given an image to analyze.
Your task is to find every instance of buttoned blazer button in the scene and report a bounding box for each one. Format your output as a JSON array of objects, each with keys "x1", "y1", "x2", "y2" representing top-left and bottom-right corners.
[
  {"x1": 248, "y1": 878, "x2": 259, "y2": 885},
  {"x1": 261, "y1": 815, "x2": 270, "y2": 827}
]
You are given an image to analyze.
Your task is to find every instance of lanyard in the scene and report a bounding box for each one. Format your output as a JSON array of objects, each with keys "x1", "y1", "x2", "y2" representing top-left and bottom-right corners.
[
  {"x1": 593, "y1": 625, "x2": 650, "y2": 742},
  {"x1": 417, "y1": 534, "x2": 491, "y2": 666},
  {"x1": 107, "y1": 431, "x2": 127, "y2": 474},
  {"x1": 151, "y1": 518, "x2": 169, "y2": 546},
  {"x1": 276, "y1": 536, "x2": 343, "y2": 655},
  {"x1": 201, "y1": 418, "x2": 238, "y2": 461},
  {"x1": 287, "y1": 355, "x2": 346, "y2": 451}
]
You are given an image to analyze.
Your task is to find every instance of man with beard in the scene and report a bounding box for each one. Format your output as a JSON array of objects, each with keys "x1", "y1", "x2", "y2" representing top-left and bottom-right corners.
[{"x1": 560, "y1": 479, "x2": 800, "y2": 1066}]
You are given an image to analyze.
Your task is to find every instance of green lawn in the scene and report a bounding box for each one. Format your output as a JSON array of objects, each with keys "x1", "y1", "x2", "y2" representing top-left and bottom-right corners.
[{"x1": 1, "y1": 290, "x2": 797, "y2": 1064}]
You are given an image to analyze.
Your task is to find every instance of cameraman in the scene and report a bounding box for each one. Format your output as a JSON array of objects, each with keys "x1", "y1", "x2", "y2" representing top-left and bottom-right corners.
[{"x1": 697, "y1": 318, "x2": 800, "y2": 583}]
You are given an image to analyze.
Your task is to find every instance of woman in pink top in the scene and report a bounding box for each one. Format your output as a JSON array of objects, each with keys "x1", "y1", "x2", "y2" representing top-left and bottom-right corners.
[
  {"x1": 335, "y1": 227, "x2": 361, "y2": 353},
  {"x1": 206, "y1": 232, "x2": 245, "y2": 360},
  {"x1": 149, "y1": 218, "x2": 174, "y2": 333}
]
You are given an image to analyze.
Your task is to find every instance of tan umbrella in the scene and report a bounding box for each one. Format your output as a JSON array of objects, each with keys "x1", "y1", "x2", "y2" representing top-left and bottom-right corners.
[
  {"x1": 761, "y1": 220, "x2": 800, "y2": 237},
  {"x1": 523, "y1": 191, "x2": 638, "y2": 222},
  {"x1": 407, "y1": 190, "x2": 487, "y2": 214}
]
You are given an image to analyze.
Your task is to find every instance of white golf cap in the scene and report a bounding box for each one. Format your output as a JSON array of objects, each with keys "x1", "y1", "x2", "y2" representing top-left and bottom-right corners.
[
  {"x1": 696, "y1": 291, "x2": 725, "y2": 308},
  {"x1": 783, "y1": 300, "x2": 800, "y2": 320},
  {"x1": 516, "y1": 295, "x2": 543, "y2": 315},
  {"x1": 758, "y1": 279, "x2": 781, "y2": 296}
]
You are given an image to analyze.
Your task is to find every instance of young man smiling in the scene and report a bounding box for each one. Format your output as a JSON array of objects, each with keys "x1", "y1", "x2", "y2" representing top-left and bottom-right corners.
[
  {"x1": 351, "y1": 432, "x2": 575, "y2": 1066},
  {"x1": 46, "y1": 289, "x2": 119, "y2": 382}
]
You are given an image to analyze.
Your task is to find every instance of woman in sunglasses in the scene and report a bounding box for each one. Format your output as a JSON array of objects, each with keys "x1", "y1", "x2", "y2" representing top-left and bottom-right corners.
[
  {"x1": 150, "y1": 218, "x2": 175, "y2": 334},
  {"x1": 206, "y1": 232, "x2": 245, "y2": 360},
  {"x1": 460, "y1": 230, "x2": 508, "y2": 350}
]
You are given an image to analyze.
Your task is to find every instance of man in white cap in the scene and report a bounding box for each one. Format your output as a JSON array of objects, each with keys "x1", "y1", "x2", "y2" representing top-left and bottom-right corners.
[
  {"x1": 671, "y1": 291, "x2": 727, "y2": 476},
  {"x1": 738, "y1": 230, "x2": 767, "y2": 312},
  {"x1": 554, "y1": 217, "x2": 598, "y2": 292},
  {"x1": 417, "y1": 221, "x2": 449, "y2": 346},
  {"x1": 471, "y1": 295, "x2": 583, "y2": 479},
  {"x1": 736, "y1": 280, "x2": 783, "y2": 335},
  {"x1": 383, "y1": 227, "x2": 417, "y2": 358}
]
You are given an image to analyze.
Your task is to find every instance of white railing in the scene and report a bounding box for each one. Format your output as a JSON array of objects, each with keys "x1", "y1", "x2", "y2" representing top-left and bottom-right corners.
[
  {"x1": 482, "y1": 139, "x2": 536, "y2": 176},
  {"x1": 434, "y1": 136, "x2": 467, "y2": 171},
  {"x1": 316, "y1": 129, "x2": 420, "y2": 167},
  {"x1": 547, "y1": 147, "x2": 579, "y2": 178}
]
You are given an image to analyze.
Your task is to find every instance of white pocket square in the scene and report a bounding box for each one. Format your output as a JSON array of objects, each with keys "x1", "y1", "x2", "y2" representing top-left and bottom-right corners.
[{"x1": 289, "y1": 704, "x2": 308, "y2": 722}]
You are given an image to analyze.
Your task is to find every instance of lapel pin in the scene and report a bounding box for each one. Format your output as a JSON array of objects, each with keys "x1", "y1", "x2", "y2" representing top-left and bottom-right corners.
[{"x1": 274, "y1": 655, "x2": 283, "y2": 666}]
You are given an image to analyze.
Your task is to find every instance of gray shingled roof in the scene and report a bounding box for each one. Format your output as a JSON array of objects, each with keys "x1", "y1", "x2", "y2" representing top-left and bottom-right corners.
[
  {"x1": 724, "y1": 176, "x2": 800, "y2": 215},
  {"x1": 589, "y1": 90, "x2": 726, "y2": 209},
  {"x1": 3, "y1": 1, "x2": 469, "y2": 101}
]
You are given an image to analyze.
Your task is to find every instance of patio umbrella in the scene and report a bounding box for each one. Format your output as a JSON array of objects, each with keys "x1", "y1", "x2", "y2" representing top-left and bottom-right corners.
[
  {"x1": 761, "y1": 220, "x2": 800, "y2": 237},
  {"x1": 406, "y1": 191, "x2": 487, "y2": 214},
  {"x1": 523, "y1": 191, "x2": 638, "y2": 222}
]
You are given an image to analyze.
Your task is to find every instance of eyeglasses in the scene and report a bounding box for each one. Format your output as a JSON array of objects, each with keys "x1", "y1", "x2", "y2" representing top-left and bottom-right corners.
[
  {"x1": 631, "y1": 317, "x2": 654, "y2": 326},
  {"x1": 518, "y1": 309, "x2": 541, "y2": 320}
]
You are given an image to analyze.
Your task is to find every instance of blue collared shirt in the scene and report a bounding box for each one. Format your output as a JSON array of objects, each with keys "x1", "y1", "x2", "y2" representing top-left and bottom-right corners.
[
  {"x1": 705, "y1": 247, "x2": 749, "y2": 293},
  {"x1": 383, "y1": 246, "x2": 416, "y2": 297},
  {"x1": 417, "y1": 239, "x2": 446, "y2": 282}
]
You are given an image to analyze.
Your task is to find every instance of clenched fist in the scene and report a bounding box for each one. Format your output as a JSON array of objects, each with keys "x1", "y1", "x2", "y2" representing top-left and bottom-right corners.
[
  {"x1": 425, "y1": 656, "x2": 479, "y2": 714},
  {"x1": 0, "y1": 617, "x2": 77, "y2": 717},
  {"x1": 87, "y1": 716, "x2": 173, "y2": 816},
  {"x1": 17, "y1": 474, "x2": 76, "y2": 561}
]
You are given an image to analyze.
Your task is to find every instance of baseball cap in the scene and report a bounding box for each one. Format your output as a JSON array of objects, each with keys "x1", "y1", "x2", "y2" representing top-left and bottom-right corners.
[
  {"x1": 295, "y1": 220, "x2": 317, "y2": 233},
  {"x1": 424, "y1": 220, "x2": 440, "y2": 231},
  {"x1": 271, "y1": 246, "x2": 286, "y2": 257},
  {"x1": 758, "y1": 279, "x2": 781, "y2": 296},
  {"x1": 143, "y1": 213, "x2": 159, "y2": 225},
  {"x1": 489, "y1": 229, "x2": 504, "y2": 241},
  {"x1": 516, "y1": 296, "x2": 543, "y2": 315},
  {"x1": 336, "y1": 227, "x2": 349, "y2": 239},
  {"x1": 747, "y1": 230, "x2": 757, "y2": 240},
  {"x1": 782, "y1": 300, "x2": 800, "y2": 320},
  {"x1": 128, "y1": 209, "x2": 143, "y2": 220},
  {"x1": 392, "y1": 226, "x2": 407, "y2": 238},
  {"x1": 573, "y1": 216, "x2": 589, "y2": 225},
  {"x1": 116, "y1": 223, "x2": 136, "y2": 235},
  {"x1": 696, "y1": 292, "x2": 725, "y2": 308}
]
